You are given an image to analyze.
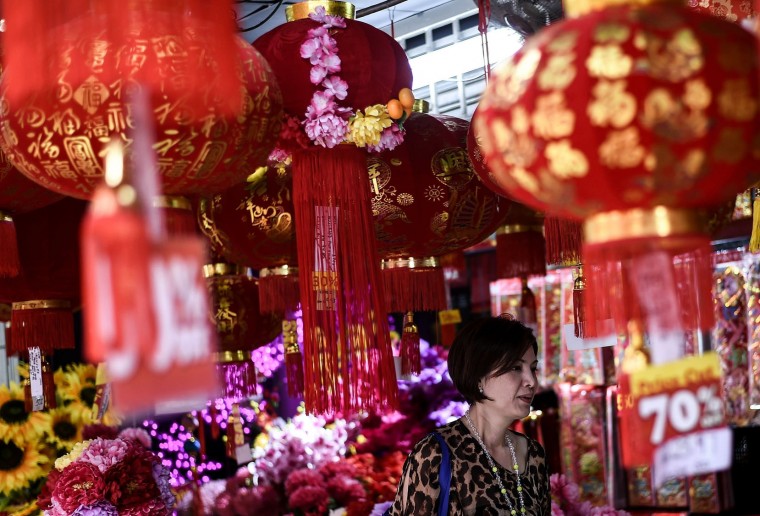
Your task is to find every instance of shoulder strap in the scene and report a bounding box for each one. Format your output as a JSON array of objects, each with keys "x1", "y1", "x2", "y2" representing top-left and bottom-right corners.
[{"x1": 430, "y1": 431, "x2": 452, "y2": 516}]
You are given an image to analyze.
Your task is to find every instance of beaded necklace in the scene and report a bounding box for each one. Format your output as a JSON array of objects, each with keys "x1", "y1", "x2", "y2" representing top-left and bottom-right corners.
[{"x1": 464, "y1": 410, "x2": 526, "y2": 515}]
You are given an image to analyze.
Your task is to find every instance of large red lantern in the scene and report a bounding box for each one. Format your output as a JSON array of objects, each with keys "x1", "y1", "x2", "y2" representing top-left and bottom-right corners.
[
  {"x1": 371, "y1": 108, "x2": 510, "y2": 312},
  {"x1": 198, "y1": 165, "x2": 299, "y2": 314},
  {"x1": 0, "y1": 31, "x2": 282, "y2": 200},
  {"x1": 477, "y1": 1, "x2": 760, "y2": 340},
  {"x1": 253, "y1": 1, "x2": 411, "y2": 415},
  {"x1": 205, "y1": 264, "x2": 282, "y2": 402},
  {"x1": 0, "y1": 158, "x2": 62, "y2": 277}
]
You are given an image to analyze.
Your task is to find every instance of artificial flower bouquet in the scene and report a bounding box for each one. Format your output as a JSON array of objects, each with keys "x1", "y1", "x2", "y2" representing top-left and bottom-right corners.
[
  {"x1": 38, "y1": 430, "x2": 175, "y2": 515},
  {"x1": 550, "y1": 474, "x2": 630, "y2": 516}
]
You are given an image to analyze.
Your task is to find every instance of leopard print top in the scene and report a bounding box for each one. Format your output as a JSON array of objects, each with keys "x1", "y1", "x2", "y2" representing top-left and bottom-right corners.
[{"x1": 388, "y1": 419, "x2": 550, "y2": 516}]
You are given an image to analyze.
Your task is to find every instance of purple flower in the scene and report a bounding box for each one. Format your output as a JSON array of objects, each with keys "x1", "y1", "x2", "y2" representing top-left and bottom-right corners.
[
  {"x1": 370, "y1": 501, "x2": 393, "y2": 516},
  {"x1": 322, "y1": 76, "x2": 348, "y2": 100},
  {"x1": 367, "y1": 124, "x2": 405, "y2": 153},
  {"x1": 78, "y1": 438, "x2": 130, "y2": 473},
  {"x1": 269, "y1": 147, "x2": 291, "y2": 163},
  {"x1": 72, "y1": 501, "x2": 119, "y2": 516}
]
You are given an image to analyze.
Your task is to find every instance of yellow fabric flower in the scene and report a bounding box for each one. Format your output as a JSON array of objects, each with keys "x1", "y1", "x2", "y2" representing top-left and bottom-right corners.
[
  {"x1": 0, "y1": 384, "x2": 52, "y2": 445},
  {"x1": 58, "y1": 364, "x2": 97, "y2": 406},
  {"x1": 47, "y1": 407, "x2": 85, "y2": 452},
  {"x1": 0, "y1": 439, "x2": 49, "y2": 495},
  {"x1": 347, "y1": 104, "x2": 392, "y2": 147},
  {"x1": 54, "y1": 439, "x2": 91, "y2": 471}
]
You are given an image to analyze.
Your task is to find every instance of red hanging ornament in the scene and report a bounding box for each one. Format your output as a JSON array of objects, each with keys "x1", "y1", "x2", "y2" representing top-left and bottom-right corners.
[
  {"x1": 199, "y1": 165, "x2": 299, "y2": 314},
  {"x1": 154, "y1": 196, "x2": 198, "y2": 236},
  {"x1": 254, "y1": 1, "x2": 410, "y2": 415},
  {"x1": 496, "y1": 204, "x2": 546, "y2": 279},
  {"x1": 0, "y1": 30, "x2": 282, "y2": 200},
  {"x1": 282, "y1": 319, "x2": 304, "y2": 398},
  {"x1": 205, "y1": 264, "x2": 282, "y2": 402},
  {"x1": 0, "y1": 198, "x2": 86, "y2": 356},
  {"x1": 400, "y1": 312, "x2": 421, "y2": 376},
  {"x1": 372, "y1": 105, "x2": 510, "y2": 312},
  {"x1": 476, "y1": 0, "x2": 760, "y2": 338},
  {"x1": 0, "y1": 161, "x2": 62, "y2": 278},
  {"x1": 544, "y1": 215, "x2": 583, "y2": 267}
]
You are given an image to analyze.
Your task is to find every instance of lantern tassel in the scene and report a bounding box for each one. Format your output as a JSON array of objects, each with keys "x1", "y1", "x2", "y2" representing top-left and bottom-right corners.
[
  {"x1": 259, "y1": 270, "x2": 301, "y2": 314},
  {"x1": 750, "y1": 195, "x2": 760, "y2": 253},
  {"x1": 154, "y1": 196, "x2": 197, "y2": 236},
  {"x1": 9, "y1": 301, "x2": 74, "y2": 356},
  {"x1": 572, "y1": 266, "x2": 596, "y2": 338},
  {"x1": 519, "y1": 277, "x2": 538, "y2": 327},
  {"x1": 496, "y1": 228, "x2": 546, "y2": 279},
  {"x1": 283, "y1": 320, "x2": 304, "y2": 397},
  {"x1": 544, "y1": 215, "x2": 582, "y2": 267},
  {"x1": 401, "y1": 312, "x2": 421, "y2": 376},
  {"x1": 0, "y1": 214, "x2": 20, "y2": 277},
  {"x1": 381, "y1": 264, "x2": 447, "y2": 312},
  {"x1": 219, "y1": 361, "x2": 258, "y2": 402}
]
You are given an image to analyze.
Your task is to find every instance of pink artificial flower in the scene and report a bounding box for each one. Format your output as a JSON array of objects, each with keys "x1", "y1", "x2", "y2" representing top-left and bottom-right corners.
[
  {"x1": 367, "y1": 125, "x2": 405, "y2": 153},
  {"x1": 118, "y1": 428, "x2": 152, "y2": 449},
  {"x1": 306, "y1": 91, "x2": 337, "y2": 118},
  {"x1": 304, "y1": 113, "x2": 348, "y2": 148},
  {"x1": 322, "y1": 76, "x2": 348, "y2": 100},
  {"x1": 551, "y1": 501, "x2": 565, "y2": 516},
  {"x1": 309, "y1": 5, "x2": 347, "y2": 28},
  {"x1": 78, "y1": 438, "x2": 130, "y2": 473},
  {"x1": 284, "y1": 468, "x2": 326, "y2": 496},
  {"x1": 550, "y1": 473, "x2": 580, "y2": 505},
  {"x1": 288, "y1": 485, "x2": 330, "y2": 515},
  {"x1": 318, "y1": 53, "x2": 341, "y2": 74},
  {"x1": 310, "y1": 66, "x2": 330, "y2": 85},
  {"x1": 268, "y1": 147, "x2": 291, "y2": 163}
]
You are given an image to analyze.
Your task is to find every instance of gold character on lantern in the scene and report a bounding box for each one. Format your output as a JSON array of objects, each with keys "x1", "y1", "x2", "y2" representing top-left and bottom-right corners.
[
  {"x1": 547, "y1": 31, "x2": 578, "y2": 53},
  {"x1": 537, "y1": 54, "x2": 577, "y2": 91},
  {"x1": 593, "y1": 23, "x2": 630, "y2": 44},
  {"x1": 215, "y1": 298, "x2": 238, "y2": 334},
  {"x1": 683, "y1": 79, "x2": 712, "y2": 111},
  {"x1": 50, "y1": 109, "x2": 82, "y2": 137},
  {"x1": 545, "y1": 140, "x2": 589, "y2": 178},
  {"x1": 599, "y1": 128, "x2": 645, "y2": 169},
  {"x1": 64, "y1": 137, "x2": 103, "y2": 177},
  {"x1": 73, "y1": 77, "x2": 109, "y2": 115},
  {"x1": 718, "y1": 79, "x2": 758, "y2": 122},
  {"x1": 588, "y1": 80, "x2": 636, "y2": 128},
  {"x1": 433, "y1": 148, "x2": 474, "y2": 190},
  {"x1": 585, "y1": 45, "x2": 632, "y2": 79},
  {"x1": 532, "y1": 92, "x2": 575, "y2": 138}
]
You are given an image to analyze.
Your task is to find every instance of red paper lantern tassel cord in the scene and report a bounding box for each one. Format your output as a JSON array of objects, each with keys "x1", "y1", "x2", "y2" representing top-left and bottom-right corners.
[
  {"x1": 572, "y1": 266, "x2": 597, "y2": 339},
  {"x1": 292, "y1": 145, "x2": 398, "y2": 416},
  {"x1": 496, "y1": 225, "x2": 547, "y2": 279},
  {"x1": 259, "y1": 266, "x2": 301, "y2": 315},
  {"x1": 218, "y1": 354, "x2": 258, "y2": 402},
  {"x1": 0, "y1": 212, "x2": 20, "y2": 278},
  {"x1": 154, "y1": 196, "x2": 197, "y2": 236},
  {"x1": 381, "y1": 258, "x2": 447, "y2": 313},
  {"x1": 544, "y1": 215, "x2": 582, "y2": 267},
  {"x1": 401, "y1": 312, "x2": 421, "y2": 376}
]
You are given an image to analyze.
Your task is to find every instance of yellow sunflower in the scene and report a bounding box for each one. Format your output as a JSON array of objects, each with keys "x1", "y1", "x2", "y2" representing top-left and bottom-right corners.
[
  {"x1": 0, "y1": 439, "x2": 49, "y2": 495},
  {"x1": 0, "y1": 384, "x2": 51, "y2": 445},
  {"x1": 58, "y1": 364, "x2": 97, "y2": 406},
  {"x1": 46, "y1": 407, "x2": 84, "y2": 452}
]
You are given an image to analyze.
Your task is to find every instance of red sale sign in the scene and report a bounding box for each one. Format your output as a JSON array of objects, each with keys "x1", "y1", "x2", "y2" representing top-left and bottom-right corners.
[{"x1": 619, "y1": 353, "x2": 732, "y2": 487}]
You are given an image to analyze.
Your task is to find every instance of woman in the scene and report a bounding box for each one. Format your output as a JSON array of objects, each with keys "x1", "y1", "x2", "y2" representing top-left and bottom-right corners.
[{"x1": 388, "y1": 315, "x2": 550, "y2": 515}]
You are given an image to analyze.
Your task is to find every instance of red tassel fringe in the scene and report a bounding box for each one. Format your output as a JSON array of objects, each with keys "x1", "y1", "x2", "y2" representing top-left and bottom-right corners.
[
  {"x1": 9, "y1": 305, "x2": 74, "y2": 355},
  {"x1": 292, "y1": 145, "x2": 398, "y2": 416},
  {"x1": 401, "y1": 330, "x2": 421, "y2": 376},
  {"x1": 285, "y1": 350, "x2": 304, "y2": 398},
  {"x1": 572, "y1": 286, "x2": 597, "y2": 339},
  {"x1": 382, "y1": 267, "x2": 447, "y2": 312},
  {"x1": 583, "y1": 234, "x2": 714, "y2": 338},
  {"x1": 3, "y1": 0, "x2": 241, "y2": 115},
  {"x1": 161, "y1": 206, "x2": 198, "y2": 236},
  {"x1": 496, "y1": 231, "x2": 546, "y2": 279},
  {"x1": 219, "y1": 361, "x2": 258, "y2": 402},
  {"x1": 0, "y1": 219, "x2": 20, "y2": 278},
  {"x1": 259, "y1": 274, "x2": 301, "y2": 314},
  {"x1": 544, "y1": 216, "x2": 582, "y2": 267}
]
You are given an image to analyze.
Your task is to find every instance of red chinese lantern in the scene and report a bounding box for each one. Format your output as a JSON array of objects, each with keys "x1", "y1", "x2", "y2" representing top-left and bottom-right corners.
[
  {"x1": 198, "y1": 165, "x2": 299, "y2": 314},
  {"x1": 0, "y1": 31, "x2": 282, "y2": 202},
  {"x1": 688, "y1": 0, "x2": 755, "y2": 21},
  {"x1": 0, "y1": 159, "x2": 62, "y2": 277},
  {"x1": 205, "y1": 264, "x2": 281, "y2": 402},
  {"x1": 253, "y1": 1, "x2": 411, "y2": 415},
  {"x1": 477, "y1": 0, "x2": 760, "y2": 339}
]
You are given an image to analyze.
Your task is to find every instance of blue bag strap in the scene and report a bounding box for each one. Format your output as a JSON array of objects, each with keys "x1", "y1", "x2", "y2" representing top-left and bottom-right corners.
[{"x1": 430, "y1": 431, "x2": 452, "y2": 516}]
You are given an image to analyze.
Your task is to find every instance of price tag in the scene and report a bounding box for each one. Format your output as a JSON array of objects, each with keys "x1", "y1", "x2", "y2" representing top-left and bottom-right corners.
[
  {"x1": 439, "y1": 309, "x2": 461, "y2": 326},
  {"x1": 620, "y1": 353, "x2": 731, "y2": 485},
  {"x1": 28, "y1": 347, "x2": 44, "y2": 412}
]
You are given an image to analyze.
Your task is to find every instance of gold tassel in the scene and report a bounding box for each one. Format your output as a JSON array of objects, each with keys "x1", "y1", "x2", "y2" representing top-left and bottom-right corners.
[{"x1": 750, "y1": 192, "x2": 760, "y2": 252}]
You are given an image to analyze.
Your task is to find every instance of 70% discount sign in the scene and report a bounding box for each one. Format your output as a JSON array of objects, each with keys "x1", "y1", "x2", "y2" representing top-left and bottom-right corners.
[{"x1": 619, "y1": 353, "x2": 732, "y2": 487}]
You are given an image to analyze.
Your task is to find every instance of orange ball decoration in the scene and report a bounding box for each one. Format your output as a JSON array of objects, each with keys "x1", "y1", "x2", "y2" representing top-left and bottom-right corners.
[
  {"x1": 0, "y1": 32, "x2": 283, "y2": 199},
  {"x1": 387, "y1": 99, "x2": 404, "y2": 120},
  {"x1": 398, "y1": 88, "x2": 415, "y2": 109}
]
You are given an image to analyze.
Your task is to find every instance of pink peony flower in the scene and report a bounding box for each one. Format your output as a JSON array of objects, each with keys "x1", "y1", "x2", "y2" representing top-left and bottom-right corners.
[
  {"x1": 367, "y1": 124, "x2": 405, "y2": 153},
  {"x1": 51, "y1": 462, "x2": 107, "y2": 514},
  {"x1": 78, "y1": 438, "x2": 130, "y2": 473},
  {"x1": 322, "y1": 76, "x2": 348, "y2": 100},
  {"x1": 284, "y1": 468, "x2": 326, "y2": 496},
  {"x1": 288, "y1": 485, "x2": 330, "y2": 515},
  {"x1": 326, "y1": 475, "x2": 366, "y2": 506},
  {"x1": 304, "y1": 113, "x2": 348, "y2": 148},
  {"x1": 551, "y1": 501, "x2": 565, "y2": 516},
  {"x1": 550, "y1": 473, "x2": 580, "y2": 505},
  {"x1": 318, "y1": 460, "x2": 357, "y2": 480},
  {"x1": 118, "y1": 428, "x2": 152, "y2": 449}
]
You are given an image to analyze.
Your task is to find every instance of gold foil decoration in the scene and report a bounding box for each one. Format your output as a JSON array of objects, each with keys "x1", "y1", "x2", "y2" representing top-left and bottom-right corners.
[
  {"x1": 532, "y1": 92, "x2": 575, "y2": 139},
  {"x1": 586, "y1": 46, "x2": 632, "y2": 79},
  {"x1": 594, "y1": 23, "x2": 630, "y2": 43},
  {"x1": 583, "y1": 206, "x2": 703, "y2": 244},
  {"x1": 639, "y1": 29, "x2": 703, "y2": 82},
  {"x1": 545, "y1": 140, "x2": 589, "y2": 179},
  {"x1": 547, "y1": 31, "x2": 579, "y2": 53},
  {"x1": 599, "y1": 128, "x2": 645, "y2": 168},
  {"x1": 683, "y1": 79, "x2": 712, "y2": 111},
  {"x1": 588, "y1": 80, "x2": 636, "y2": 128},
  {"x1": 285, "y1": 1, "x2": 356, "y2": 21},
  {"x1": 718, "y1": 79, "x2": 758, "y2": 122},
  {"x1": 537, "y1": 54, "x2": 577, "y2": 91}
]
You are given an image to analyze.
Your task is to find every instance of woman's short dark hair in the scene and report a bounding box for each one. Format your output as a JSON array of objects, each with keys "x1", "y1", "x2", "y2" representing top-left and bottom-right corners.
[{"x1": 447, "y1": 315, "x2": 538, "y2": 404}]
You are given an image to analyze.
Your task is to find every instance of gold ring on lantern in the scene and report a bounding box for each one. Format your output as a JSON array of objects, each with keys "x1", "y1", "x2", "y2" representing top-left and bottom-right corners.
[
  {"x1": 214, "y1": 350, "x2": 253, "y2": 364},
  {"x1": 497, "y1": 224, "x2": 544, "y2": 235},
  {"x1": 380, "y1": 256, "x2": 440, "y2": 270},
  {"x1": 412, "y1": 99, "x2": 430, "y2": 113},
  {"x1": 12, "y1": 300, "x2": 71, "y2": 310},
  {"x1": 203, "y1": 263, "x2": 247, "y2": 278},
  {"x1": 0, "y1": 210, "x2": 12, "y2": 223},
  {"x1": 286, "y1": 1, "x2": 356, "y2": 21},
  {"x1": 583, "y1": 207, "x2": 705, "y2": 244},
  {"x1": 564, "y1": 0, "x2": 682, "y2": 17},
  {"x1": 153, "y1": 196, "x2": 192, "y2": 211},
  {"x1": 259, "y1": 265, "x2": 299, "y2": 277}
]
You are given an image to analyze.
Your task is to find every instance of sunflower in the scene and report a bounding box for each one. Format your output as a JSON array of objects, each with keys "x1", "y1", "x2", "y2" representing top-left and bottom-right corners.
[
  {"x1": 0, "y1": 439, "x2": 49, "y2": 495},
  {"x1": 58, "y1": 364, "x2": 97, "y2": 406},
  {"x1": 0, "y1": 384, "x2": 51, "y2": 445},
  {"x1": 46, "y1": 407, "x2": 84, "y2": 452}
]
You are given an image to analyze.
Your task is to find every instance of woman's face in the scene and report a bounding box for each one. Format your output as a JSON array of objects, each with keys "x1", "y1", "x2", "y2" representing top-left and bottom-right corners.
[{"x1": 480, "y1": 346, "x2": 538, "y2": 421}]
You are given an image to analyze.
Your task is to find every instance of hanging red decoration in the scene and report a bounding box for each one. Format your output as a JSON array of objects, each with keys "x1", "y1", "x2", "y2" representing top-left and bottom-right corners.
[
  {"x1": 544, "y1": 215, "x2": 582, "y2": 267},
  {"x1": 477, "y1": 0, "x2": 760, "y2": 338},
  {"x1": 687, "y1": 0, "x2": 755, "y2": 21},
  {"x1": 205, "y1": 264, "x2": 282, "y2": 402},
  {"x1": 282, "y1": 319, "x2": 304, "y2": 398},
  {"x1": 0, "y1": 32, "x2": 282, "y2": 200},
  {"x1": 496, "y1": 204, "x2": 546, "y2": 279},
  {"x1": 253, "y1": 1, "x2": 410, "y2": 415},
  {"x1": 198, "y1": 164, "x2": 299, "y2": 314},
  {"x1": 3, "y1": 0, "x2": 242, "y2": 115},
  {"x1": 0, "y1": 158, "x2": 62, "y2": 277},
  {"x1": 0, "y1": 198, "x2": 87, "y2": 356},
  {"x1": 371, "y1": 107, "x2": 510, "y2": 312}
]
